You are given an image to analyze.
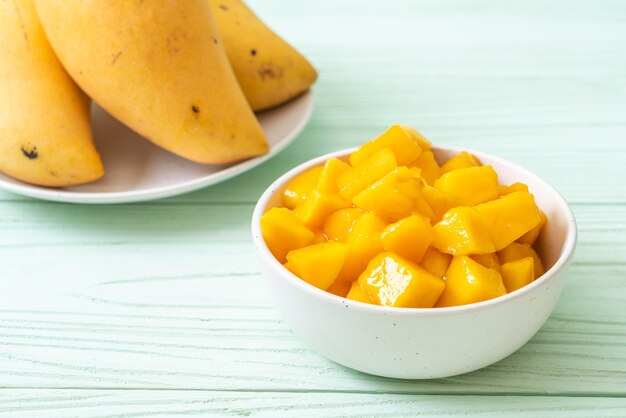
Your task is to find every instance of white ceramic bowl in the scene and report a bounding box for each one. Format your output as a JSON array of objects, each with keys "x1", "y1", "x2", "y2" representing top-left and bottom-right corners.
[{"x1": 251, "y1": 146, "x2": 577, "y2": 379}]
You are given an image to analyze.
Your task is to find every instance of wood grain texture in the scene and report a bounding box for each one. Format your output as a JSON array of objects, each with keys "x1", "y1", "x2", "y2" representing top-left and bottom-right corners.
[
  {"x1": 0, "y1": 0, "x2": 625, "y2": 415},
  {"x1": 1, "y1": 390, "x2": 626, "y2": 418}
]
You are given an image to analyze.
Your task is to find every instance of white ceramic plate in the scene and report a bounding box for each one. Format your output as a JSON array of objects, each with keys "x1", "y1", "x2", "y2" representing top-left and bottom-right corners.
[{"x1": 0, "y1": 91, "x2": 313, "y2": 204}]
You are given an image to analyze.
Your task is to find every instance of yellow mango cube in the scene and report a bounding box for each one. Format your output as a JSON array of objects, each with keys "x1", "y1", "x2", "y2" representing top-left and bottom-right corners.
[
  {"x1": 323, "y1": 208, "x2": 363, "y2": 242},
  {"x1": 381, "y1": 214, "x2": 434, "y2": 263},
  {"x1": 436, "y1": 256, "x2": 507, "y2": 307},
  {"x1": 358, "y1": 252, "x2": 445, "y2": 308},
  {"x1": 497, "y1": 242, "x2": 545, "y2": 279},
  {"x1": 440, "y1": 151, "x2": 482, "y2": 174},
  {"x1": 296, "y1": 189, "x2": 350, "y2": 229},
  {"x1": 434, "y1": 165, "x2": 499, "y2": 206},
  {"x1": 338, "y1": 213, "x2": 387, "y2": 282},
  {"x1": 501, "y1": 257, "x2": 534, "y2": 292},
  {"x1": 401, "y1": 125, "x2": 432, "y2": 151},
  {"x1": 286, "y1": 242, "x2": 350, "y2": 290},
  {"x1": 282, "y1": 166, "x2": 323, "y2": 209},
  {"x1": 261, "y1": 207, "x2": 315, "y2": 262},
  {"x1": 352, "y1": 167, "x2": 435, "y2": 222},
  {"x1": 349, "y1": 124, "x2": 427, "y2": 167},
  {"x1": 474, "y1": 191, "x2": 542, "y2": 250},
  {"x1": 410, "y1": 150, "x2": 441, "y2": 185},
  {"x1": 346, "y1": 282, "x2": 374, "y2": 304},
  {"x1": 470, "y1": 253, "x2": 501, "y2": 273},
  {"x1": 420, "y1": 247, "x2": 453, "y2": 278},
  {"x1": 432, "y1": 207, "x2": 495, "y2": 255},
  {"x1": 498, "y1": 182, "x2": 529, "y2": 196},
  {"x1": 326, "y1": 278, "x2": 352, "y2": 298},
  {"x1": 338, "y1": 148, "x2": 397, "y2": 200},
  {"x1": 316, "y1": 158, "x2": 351, "y2": 194},
  {"x1": 312, "y1": 230, "x2": 327, "y2": 244},
  {"x1": 422, "y1": 185, "x2": 454, "y2": 223},
  {"x1": 517, "y1": 210, "x2": 547, "y2": 245}
]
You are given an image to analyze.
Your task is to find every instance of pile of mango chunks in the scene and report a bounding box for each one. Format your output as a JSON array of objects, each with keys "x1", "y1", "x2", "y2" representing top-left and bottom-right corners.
[{"x1": 261, "y1": 125, "x2": 547, "y2": 308}]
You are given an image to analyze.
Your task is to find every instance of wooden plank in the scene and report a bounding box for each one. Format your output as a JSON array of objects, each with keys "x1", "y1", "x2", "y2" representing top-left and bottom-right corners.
[
  {"x1": 0, "y1": 201, "x2": 623, "y2": 394},
  {"x1": 0, "y1": 390, "x2": 625, "y2": 418}
]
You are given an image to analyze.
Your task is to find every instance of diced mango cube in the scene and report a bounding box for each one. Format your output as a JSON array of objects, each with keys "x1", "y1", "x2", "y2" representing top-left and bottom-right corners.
[
  {"x1": 316, "y1": 158, "x2": 351, "y2": 194},
  {"x1": 517, "y1": 210, "x2": 547, "y2": 246},
  {"x1": 381, "y1": 214, "x2": 434, "y2": 263},
  {"x1": 498, "y1": 182, "x2": 529, "y2": 196},
  {"x1": 400, "y1": 125, "x2": 432, "y2": 151},
  {"x1": 349, "y1": 124, "x2": 426, "y2": 167},
  {"x1": 419, "y1": 247, "x2": 452, "y2": 278},
  {"x1": 296, "y1": 189, "x2": 350, "y2": 229},
  {"x1": 470, "y1": 253, "x2": 501, "y2": 273},
  {"x1": 497, "y1": 242, "x2": 545, "y2": 279},
  {"x1": 326, "y1": 278, "x2": 352, "y2": 298},
  {"x1": 261, "y1": 207, "x2": 315, "y2": 262},
  {"x1": 410, "y1": 150, "x2": 441, "y2": 185},
  {"x1": 434, "y1": 165, "x2": 499, "y2": 206},
  {"x1": 440, "y1": 151, "x2": 482, "y2": 174},
  {"x1": 323, "y1": 208, "x2": 363, "y2": 242},
  {"x1": 286, "y1": 242, "x2": 350, "y2": 290},
  {"x1": 436, "y1": 256, "x2": 507, "y2": 307},
  {"x1": 312, "y1": 230, "x2": 327, "y2": 244},
  {"x1": 282, "y1": 166, "x2": 323, "y2": 209},
  {"x1": 358, "y1": 252, "x2": 444, "y2": 308},
  {"x1": 283, "y1": 261, "x2": 299, "y2": 275},
  {"x1": 338, "y1": 148, "x2": 397, "y2": 200},
  {"x1": 352, "y1": 167, "x2": 435, "y2": 222},
  {"x1": 432, "y1": 207, "x2": 495, "y2": 255},
  {"x1": 422, "y1": 185, "x2": 454, "y2": 223},
  {"x1": 501, "y1": 257, "x2": 534, "y2": 292},
  {"x1": 474, "y1": 191, "x2": 542, "y2": 251},
  {"x1": 346, "y1": 282, "x2": 374, "y2": 304},
  {"x1": 338, "y1": 213, "x2": 387, "y2": 281}
]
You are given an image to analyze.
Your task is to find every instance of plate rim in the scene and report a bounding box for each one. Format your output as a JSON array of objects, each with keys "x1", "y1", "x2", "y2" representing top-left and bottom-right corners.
[{"x1": 0, "y1": 91, "x2": 314, "y2": 205}]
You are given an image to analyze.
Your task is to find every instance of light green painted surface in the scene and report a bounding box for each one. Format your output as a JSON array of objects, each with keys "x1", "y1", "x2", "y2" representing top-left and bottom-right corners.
[{"x1": 1, "y1": 0, "x2": 625, "y2": 415}]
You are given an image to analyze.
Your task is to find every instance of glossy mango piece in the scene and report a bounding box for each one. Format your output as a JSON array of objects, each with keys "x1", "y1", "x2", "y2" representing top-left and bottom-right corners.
[
  {"x1": 419, "y1": 247, "x2": 453, "y2": 278},
  {"x1": 434, "y1": 165, "x2": 499, "y2": 206},
  {"x1": 497, "y1": 242, "x2": 545, "y2": 279},
  {"x1": 337, "y1": 148, "x2": 397, "y2": 200},
  {"x1": 316, "y1": 158, "x2": 351, "y2": 194},
  {"x1": 517, "y1": 210, "x2": 547, "y2": 245},
  {"x1": 282, "y1": 166, "x2": 323, "y2": 209},
  {"x1": 432, "y1": 207, "x2": 495, "y2": 255},
  {"x1": 312, "y1": 229, "x2": 328, "y2": 244},
  {"x1": 323, "y1": 208, "x2": 363, "y2": 242},
  {"x1": 501, "y1": 257, "x2": 534, "y2": 292},
  {"x1": 338, "y1": 213, "x2": 387, "y2": 282},
  {"x1": 410, "y1": 150, "x2": 441, "y2": 185},
  {"x1": 261, "y1": 207, "x2": 315, "y2": 262},
  {"x1": 349, "y1": 124, "x2": 428, "y2": 167},
  {"x1": 422, "y1": 185, "x2": 454, "y2": 223},
  {"x1": 440, "y1": 151, "x2": 482, "y2": 174},
  {"x1": 470, "y1": 253, "x2": 501, "y2": 273},
  {"x1": 358, "y1": 252, "x2": 444, "y2": 308},
  {"x1": 346, "y1": 281, "x2": 374, "y2": 304},
  {"x1": 326, "y1": 278, "x2": 352, "y2": 297},
  {"x1": 474, "y1": 191, "x2": 542, "y2": 251},
  {"x1": 296, "y1": 189, "x2": 350, "y2": 229},
  {"x1": 286, "y1": 242, "x2": 350, "y2": 290},
  {"x1": 436, "y1": 256, "x2": 507, "y2": 307},
  {"x1": 352, "y1": 167, "x2": 435, "y2": 222},
  {"x1": 498, "y1": 182, "x2": 529, "y2": 196},
  {"x1": 283, "y1": 261, "x2": 298, "y2": 275},
  {"x1": 381, "y1": 214, "x2": 433, "y2": 263}
]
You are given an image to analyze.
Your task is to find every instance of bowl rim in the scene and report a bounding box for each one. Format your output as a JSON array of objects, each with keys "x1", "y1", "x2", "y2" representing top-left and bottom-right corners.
[{"x1": 251, "y1": 145, "x2": 577, "y2": 316}]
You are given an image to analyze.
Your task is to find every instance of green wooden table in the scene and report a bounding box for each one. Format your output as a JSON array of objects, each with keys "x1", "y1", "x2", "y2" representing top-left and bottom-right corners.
[{"x1": 1, "y1": 0, "x2": 625, "y2": 416}]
